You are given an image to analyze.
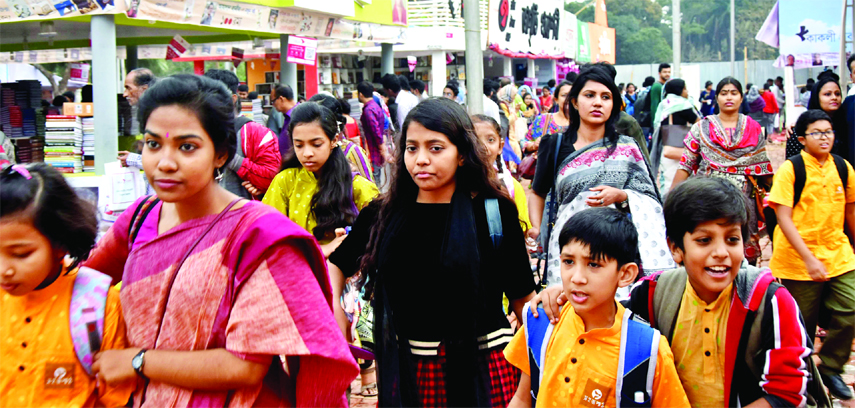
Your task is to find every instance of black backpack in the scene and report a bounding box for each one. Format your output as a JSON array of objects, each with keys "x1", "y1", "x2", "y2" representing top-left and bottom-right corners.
[{"x1": 632, "y1": 88, "x2": 651, "y2": 126}]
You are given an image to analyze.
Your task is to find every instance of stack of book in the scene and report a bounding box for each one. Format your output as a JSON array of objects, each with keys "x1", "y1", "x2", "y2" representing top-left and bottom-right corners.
[
  {"x1": 82, "y1": 117, "x2": 95, "y2": 172},
  {"x1": 44, "y1": 115, "x2": 83, "y2": 173},
  {"x1": 18, "y1": 80, "x2": 41, "y2": 108},
  {"x1": 1, "y1": 81, "x2": 45, "y2": 163},
  {"x1": 240, "y1": 100, "x2": 253, "y2": 121}
]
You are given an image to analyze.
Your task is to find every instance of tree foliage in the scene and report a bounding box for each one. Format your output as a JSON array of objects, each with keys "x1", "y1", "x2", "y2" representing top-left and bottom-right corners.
[{"x1": 566, "y1": 0, "x2": 778, "y2": 64}]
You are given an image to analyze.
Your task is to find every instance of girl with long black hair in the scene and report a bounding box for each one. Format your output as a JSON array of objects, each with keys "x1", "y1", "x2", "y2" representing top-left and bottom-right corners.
[
  {"x1": 263, "y1": 102, "x2": 379, "y2": 257},
  {"x1": 328, "y1": 98, "x2": 536, "y2": 406}
]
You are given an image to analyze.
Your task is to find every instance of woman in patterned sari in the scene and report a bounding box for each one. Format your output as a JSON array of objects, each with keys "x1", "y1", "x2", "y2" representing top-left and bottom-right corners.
[
  {"x1": 671, "y1": 77, "x2": 773, "y2": 264},
  {"x1": 85, "y1": 75, "x2": 358, "y2": 407},
  {"x1": 529, "y1": 64, "x2": 675, "y2": 290}
]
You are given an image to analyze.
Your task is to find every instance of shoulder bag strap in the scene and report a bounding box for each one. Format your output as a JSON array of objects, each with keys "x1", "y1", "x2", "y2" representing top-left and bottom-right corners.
[
  {"x1": 141, "y1": 198, "x2": 243, "y2": 401},
  {"x1": 151, "y1": 198, "x2": 243, "y2": 346},
  {"x1": 616, "y1": 312, "x2": 659, "y2": 407},
  {"x1": 542, "y1": 133, "x2": 565, "y2": 286},
  {"x1": 790, "y1": 155, "x2": 806, "y2": 207},
  {"x1": 128, "y1": 196, "x2": 160, "y2": 245},
  {"x1": 524, "y1": 303, "x2": 555, "y2": 407},
  {"x1": 484, "y1": 198, "x2": 503, "y2": 249},
  {"x1": 833, "y1": 154, "x2": 849, "y2": 191}
]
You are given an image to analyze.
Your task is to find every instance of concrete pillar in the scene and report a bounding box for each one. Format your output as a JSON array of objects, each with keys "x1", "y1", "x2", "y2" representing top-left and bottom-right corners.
[
  {"x1": 527, "y1": 59, "x2": 535, "y2": 79},
  {"x1": 91, "y1": 15, "x2": 118, "y2": 176},
  {"x1": 502, "y1": 57, "x2": 512, "y2": 78},
  {"x1": 126, "y1": 45, "x2": 138, "y2": 72},
  {"x1": 381, "y1": 43, "x2": 394, "y2": 76},
  {"x1": 431, "y1": 50, "x2": 447, "y2": 97},
  {"x1": 671, "y1": 0, "x2": 681, "y2": 77},
  {"x1": 463, "y1": 0, "x2": 483, "y2": 114},
  {"x1": 280, "y1": 34, "x2": 298, "y2": 95}
]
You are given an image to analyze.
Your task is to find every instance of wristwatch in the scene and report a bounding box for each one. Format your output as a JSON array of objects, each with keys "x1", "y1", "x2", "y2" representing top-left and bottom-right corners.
[
  {"x1": 132, "y1": 349, "x2": 148, "y2": 379},
  {"x1": 617, "y1": 198, "x2": 630, "y2": 211}
]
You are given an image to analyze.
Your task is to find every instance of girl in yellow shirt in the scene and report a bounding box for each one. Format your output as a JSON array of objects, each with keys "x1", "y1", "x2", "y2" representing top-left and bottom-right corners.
[
  {"x1": 0, "y1": 163, "x2": 134, "y2": 408},
  {"x1": 471, "y1": 114, "x2": 532, "y2": 233},
  {"x1": 263, "y1": 102, "x2": 379, "y2": 257}
]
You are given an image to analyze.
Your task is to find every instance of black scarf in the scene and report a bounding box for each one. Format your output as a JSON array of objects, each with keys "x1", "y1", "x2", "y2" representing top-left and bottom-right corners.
[{"x1": 375, "y1": 188, "x2": 490, "y2": 407}]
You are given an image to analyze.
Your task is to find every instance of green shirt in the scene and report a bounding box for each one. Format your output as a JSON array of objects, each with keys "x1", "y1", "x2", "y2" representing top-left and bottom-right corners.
[{"x1": 649, "y1": 82, "x2": 664, "y2": 119}]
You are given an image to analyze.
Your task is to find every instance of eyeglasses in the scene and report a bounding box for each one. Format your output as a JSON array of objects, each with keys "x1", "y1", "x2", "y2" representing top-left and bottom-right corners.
[{"x1": 803, "y1": 130, "x2": 834, "y2": 139}]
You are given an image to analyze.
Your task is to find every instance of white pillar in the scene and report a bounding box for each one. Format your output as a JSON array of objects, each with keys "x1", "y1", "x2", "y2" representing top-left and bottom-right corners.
[
  {"x1": 527, "y1": 59, "x2": 535, "y2": 79},
  {"x1": 91, "y1": 15, "x2": 118, "y2": 176},
  {"x1": 672, "y1": 0, "x2": 681, "y2": 77},
  {"x1": 381, "y1": 43, "x2": 394, "y2": 76},
  {"x1": 280, "y1": 34, "x2": 298, "y2": 95},
  {"x1": 431, "y1": 50, "x2": 447, "y2": 97},
  {"x1": 463, "y1": 0, "x2": 483, "y2": 114},
  {"x1": 502, "y1": 57, "x2": 513, "y2": 78}
]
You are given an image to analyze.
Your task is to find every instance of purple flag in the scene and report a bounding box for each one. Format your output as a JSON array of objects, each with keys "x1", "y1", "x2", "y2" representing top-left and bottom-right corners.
[{"x1": 755, "y1": 1, "x2": 779, "y2": 49}]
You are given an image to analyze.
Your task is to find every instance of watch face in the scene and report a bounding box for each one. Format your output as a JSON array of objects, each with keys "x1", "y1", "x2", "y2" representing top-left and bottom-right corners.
[{"x1": 132, "y1": 355, "x2": 142, "y2": 369}]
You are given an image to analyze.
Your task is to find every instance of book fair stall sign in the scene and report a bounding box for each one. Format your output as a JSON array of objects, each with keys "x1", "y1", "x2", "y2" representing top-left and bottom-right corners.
[
  {"x1": 772, "y1": 0, "x2": 852, "y2": 69},
  {"x1": 286, "y1": 35, "x2": 318, "y2": 66},
  {"x1": 487, "y1": 0, "x2": 576, "y2": 59},
  {"x1": 1, "y1": 0, "x2": 407, "y2": 44}
]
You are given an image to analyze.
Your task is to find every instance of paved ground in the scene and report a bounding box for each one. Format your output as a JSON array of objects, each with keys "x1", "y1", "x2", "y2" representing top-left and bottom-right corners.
[{"x1": 346, "y1": 138, "x2": 855, "y2": 407}]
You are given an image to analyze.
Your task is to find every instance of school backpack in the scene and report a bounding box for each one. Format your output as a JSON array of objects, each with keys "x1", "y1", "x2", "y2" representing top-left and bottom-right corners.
[
  {"x1": 638, "y1": 267, "x2": 832, "y2": 407},
  {"x1": 69, "y1": 266, "x2": 111, "y2": 376},
  {"x1": 632, "y1": 88, "x2": 651, "y2": 126},
  {"x1": 523, "y1": 304, "x2": 660, "y2": 407},
  {"x1": 789, "y1": 153, "x2": 849, "y2": 207}
]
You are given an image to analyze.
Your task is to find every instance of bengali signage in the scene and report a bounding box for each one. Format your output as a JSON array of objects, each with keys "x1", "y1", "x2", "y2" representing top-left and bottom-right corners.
[
  {"x1": 778, "y1": 0, "x2": 851, "y2": 68},
  {"x1": 487, "y1": 0, "x2": 574, "y2": 59}
]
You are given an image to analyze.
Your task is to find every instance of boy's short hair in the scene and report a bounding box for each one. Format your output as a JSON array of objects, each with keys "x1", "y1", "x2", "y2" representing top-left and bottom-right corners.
[
  {"x1": 558, "y1": 207, "x2": 639, "y2": 268},
  {"x1": 664, "y1": 177, "x2": 749, "y2": 250},
  {"x1": 794, "y1": 109, "x2": 833, "y2": 137}
]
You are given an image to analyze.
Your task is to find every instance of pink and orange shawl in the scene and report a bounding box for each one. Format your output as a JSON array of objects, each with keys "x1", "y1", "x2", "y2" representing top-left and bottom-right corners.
[{"x1": 85, "y1": 199, "x2": 358, "y2": 407}]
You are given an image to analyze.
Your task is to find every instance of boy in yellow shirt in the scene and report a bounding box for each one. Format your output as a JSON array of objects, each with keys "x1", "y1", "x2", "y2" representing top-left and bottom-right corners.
[
  {"x1": 504, "y1": 207, "x2": 689, "y2": 407},
  {"x1": 769, "y1": 109, "x2": 855, "y2": 401}
]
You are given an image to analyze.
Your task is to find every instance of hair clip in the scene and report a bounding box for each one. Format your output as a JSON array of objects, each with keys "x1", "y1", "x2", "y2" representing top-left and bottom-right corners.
[{"x1": 10, "y1": 164, "x2": 32, "y2": 180}]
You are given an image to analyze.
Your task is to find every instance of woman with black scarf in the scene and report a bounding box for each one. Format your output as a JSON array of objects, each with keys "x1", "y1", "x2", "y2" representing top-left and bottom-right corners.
[
  {"x1": 328, "y1": 97, "x2": 537, "y2": 407},
  {"x1": 788, "y1": 71, "x2": 848, "y2": 158}
]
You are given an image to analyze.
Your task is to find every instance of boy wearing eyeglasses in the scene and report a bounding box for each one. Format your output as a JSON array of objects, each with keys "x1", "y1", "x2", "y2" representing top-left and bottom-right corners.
[{"x1": 769, "y1": 109, "x2": 855, "y2": 401}]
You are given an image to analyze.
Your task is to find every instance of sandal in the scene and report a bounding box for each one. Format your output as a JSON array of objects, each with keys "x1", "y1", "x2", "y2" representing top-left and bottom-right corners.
[{"x1": 360, "y1": 382, "x2": 378, "y2": 397}]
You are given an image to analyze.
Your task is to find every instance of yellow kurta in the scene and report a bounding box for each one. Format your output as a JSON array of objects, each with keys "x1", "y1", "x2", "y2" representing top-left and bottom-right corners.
[
  {"x1": 263, "y1": 167, "x2": 379, "y2": 244},
  {"x1": 670, "y1": 280, "x2": 732, "y2": 408},
  {"x1": 0, "y1": 269, "x2": 134, "y2": 408}
]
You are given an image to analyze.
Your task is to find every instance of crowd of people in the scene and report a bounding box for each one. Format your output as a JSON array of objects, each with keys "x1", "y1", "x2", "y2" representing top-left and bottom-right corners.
[{"x1": 1, "y1": 58, "x2": 854, "y2": 408}]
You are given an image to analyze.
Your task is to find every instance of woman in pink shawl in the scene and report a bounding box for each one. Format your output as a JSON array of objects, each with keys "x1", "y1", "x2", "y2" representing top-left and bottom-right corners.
[
  {"x1": 86, "y1": 75, "x2": 358, "y2": 407},
  {"x1": 671, "y1": 77, "x2": 773, "y2": 264}
]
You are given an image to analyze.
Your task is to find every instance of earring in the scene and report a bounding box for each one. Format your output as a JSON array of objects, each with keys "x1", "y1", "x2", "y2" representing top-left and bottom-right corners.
[{"x1": 215, "y1": 168, "x2": 224, "y2": 182}]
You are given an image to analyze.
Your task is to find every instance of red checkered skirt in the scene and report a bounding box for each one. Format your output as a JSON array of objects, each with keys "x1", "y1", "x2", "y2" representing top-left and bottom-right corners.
[{"x1": 415, "y1": 343, "x2": 520, "y2": 408}]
